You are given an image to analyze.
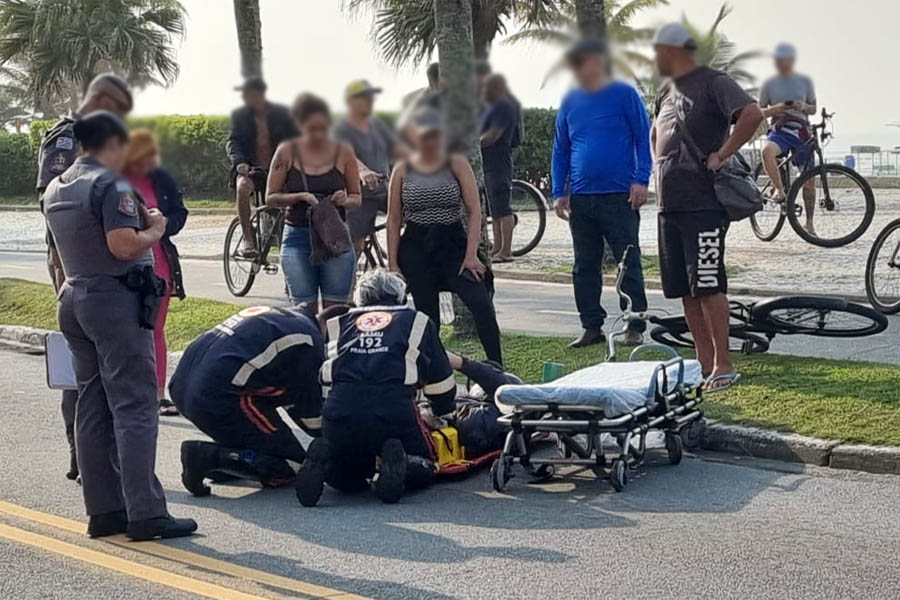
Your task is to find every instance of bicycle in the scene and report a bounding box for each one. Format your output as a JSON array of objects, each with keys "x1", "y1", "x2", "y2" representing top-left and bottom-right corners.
[
  {"x1": 750, "y1": 107, "x2": 875, "y2": 248},
  {"x1": 485, "y1": 179, "x2": 548, "y2": 257},
  {"x1": 223, "y1": 167, "x2": 285, "y2": 296},
  {"x1": 865, "y1": 218, "x2": 900, "y2": 314},
  {"x1": 610, "y1": 247, "x2": 887, "y2": 356}
]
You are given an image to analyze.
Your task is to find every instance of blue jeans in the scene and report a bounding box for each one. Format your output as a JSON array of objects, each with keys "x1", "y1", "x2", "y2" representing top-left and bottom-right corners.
[
  {"x1": 281, "y1": 225, "x2": 355, "y2": 304},
  {"x1": 569, "y1": 193, "x2": 647, "y2": 332}
]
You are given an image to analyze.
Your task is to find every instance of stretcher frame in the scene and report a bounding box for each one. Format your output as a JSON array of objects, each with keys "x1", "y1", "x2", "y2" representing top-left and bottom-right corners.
[{"x1": 490, "y1": 345, "x2": 704, "y2": 492}]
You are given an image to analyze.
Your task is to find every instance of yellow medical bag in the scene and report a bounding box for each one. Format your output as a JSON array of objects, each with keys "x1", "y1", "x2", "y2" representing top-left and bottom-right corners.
[{"x1": 431, "y1": 427, "x2": 465, "y2": 467}]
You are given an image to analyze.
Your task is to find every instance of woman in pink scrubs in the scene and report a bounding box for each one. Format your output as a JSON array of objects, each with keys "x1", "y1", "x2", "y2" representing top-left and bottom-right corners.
[{"x1": 124, "y1": 129, "x2": 189, "y2": 416}]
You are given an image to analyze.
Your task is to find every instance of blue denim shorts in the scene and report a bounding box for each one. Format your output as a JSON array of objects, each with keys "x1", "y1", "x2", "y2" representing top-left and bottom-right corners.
[{"x1": 281, "y1": 225, "x2": 356, "y2": 304}]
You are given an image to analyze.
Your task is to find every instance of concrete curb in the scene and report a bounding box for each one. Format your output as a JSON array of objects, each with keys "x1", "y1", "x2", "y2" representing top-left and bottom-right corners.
[{"x1": 2, "y1": 321, "x2": 898, "y2": 477}]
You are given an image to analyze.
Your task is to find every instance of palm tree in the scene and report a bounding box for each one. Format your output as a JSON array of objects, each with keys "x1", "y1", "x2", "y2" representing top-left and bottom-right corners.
[
  {"x1": 0, "y1": 0, "x2": 185, "y2": 113},
  {"x1": 232, "y1": 0, "x2": 263, "y2": 78},
  {"x1": 680, "y1": 3, "x2": 762, "y2": 90},
  {"x1": 505, "y1": 0, "x2": 668, "y2": 87},
  {"x1": 574, "y1": 0, "x2": 605, "y2": 38},
  {"x1": 344, "y1": 0, "x2": 563, "y2": 65}
]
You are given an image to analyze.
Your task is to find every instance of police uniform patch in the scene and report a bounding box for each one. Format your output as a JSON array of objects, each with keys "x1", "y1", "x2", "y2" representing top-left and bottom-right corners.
[
  {"x1": 50, "y1": 154, "x2": 68, "y2": 174},
  {"x1": 115, "y1": 180, "x2": 133, "y2": 192},
  {"x1": 55, "y1": 136, "x2": 74, "y2": 150},
  {"x1": 356, "y1": 311, "x2": 393, "y2": 332},
  {"x1": 118, "y1": 192, "x2": 138, "y2": 216}
]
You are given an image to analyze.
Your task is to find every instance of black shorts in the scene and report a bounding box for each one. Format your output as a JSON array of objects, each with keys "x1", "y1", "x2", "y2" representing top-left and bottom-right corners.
[
  {"x1": 658, "y1": 210, "x2": 729, "y2": 299},
  {"x1": 484, "y1": 171, "x2": 512, "y2": 218}
]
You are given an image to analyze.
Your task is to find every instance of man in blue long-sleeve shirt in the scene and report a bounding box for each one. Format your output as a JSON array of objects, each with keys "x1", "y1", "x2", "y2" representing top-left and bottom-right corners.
[{"x1": 551, "y1": 38, "x2": 652, "y2": 348}]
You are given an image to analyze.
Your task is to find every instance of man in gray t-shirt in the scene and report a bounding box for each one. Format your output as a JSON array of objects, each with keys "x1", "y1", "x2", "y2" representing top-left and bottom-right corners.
[
  {"x1": 758, "y1": 43, "x2": 818, "y2": 232},
  {"x1": 334, "y1": 79, "x2": 409, "y2": 252}
]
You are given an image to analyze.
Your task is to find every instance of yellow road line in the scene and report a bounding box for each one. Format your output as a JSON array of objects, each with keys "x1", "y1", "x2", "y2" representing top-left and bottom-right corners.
[
  {"x1": 0, "y1": 501, "x2": 370, "y2": 600},
  {"x1": 0, "y1": 523, "x2": 269, "y2": 600}
]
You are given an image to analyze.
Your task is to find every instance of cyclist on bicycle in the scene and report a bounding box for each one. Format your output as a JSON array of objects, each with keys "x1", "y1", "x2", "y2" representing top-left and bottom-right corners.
[
  {"x1": 758, "y1": 43, "x2": 818, "y2": 233},
  {"x1": 227, "y1": 77, "x2": 297, "y2": 257}
]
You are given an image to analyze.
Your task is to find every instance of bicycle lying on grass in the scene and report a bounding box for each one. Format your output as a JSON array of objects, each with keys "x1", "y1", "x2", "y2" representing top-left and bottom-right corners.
[
  {"x1": 223, "y1": 167, "x2": 285, "y2": 296},
  {"x1": 866, "y1": 217, "x2": 900, "y2": 314},
  {"x1": 613, "y1": 247, "x2": 888, "y2": 355},
  {"x1": 750, "y1": 108, "x2": 875, "y2": 248}
]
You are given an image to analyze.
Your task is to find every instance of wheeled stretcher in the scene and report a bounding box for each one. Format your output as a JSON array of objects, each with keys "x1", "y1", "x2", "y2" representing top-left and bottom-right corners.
[{"x1": 490, "y1": 346, "x2": 705, "y2": 492}]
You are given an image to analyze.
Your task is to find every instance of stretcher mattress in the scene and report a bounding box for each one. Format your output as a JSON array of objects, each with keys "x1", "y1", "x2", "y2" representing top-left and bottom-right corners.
[{"x1": 495, "y1": 360, "x2": 704, "y2": 417}]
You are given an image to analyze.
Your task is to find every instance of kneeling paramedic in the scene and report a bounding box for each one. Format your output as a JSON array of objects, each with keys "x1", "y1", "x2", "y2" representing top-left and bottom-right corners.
[
  {"x1": 171, "y1": 304, "x2": 325, "y2": 496},
  {"x1": 297, "y1": 269, "x2": 457, "y2": 505}
]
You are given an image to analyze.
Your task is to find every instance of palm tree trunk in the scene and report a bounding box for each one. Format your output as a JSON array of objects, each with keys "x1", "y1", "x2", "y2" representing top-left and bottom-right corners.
[
  {"x1": 433, "y1": 0, "x2": 490, "y2": 337},
  {"x1": 575, "y1": 0, "x2": 606, "y2": 39},
  {"x1": 471, "y1": 1, "x2": 499, "y2": 59},
  {"x1": 233, "y1": 0, "x2": 263, "y2": 78}
]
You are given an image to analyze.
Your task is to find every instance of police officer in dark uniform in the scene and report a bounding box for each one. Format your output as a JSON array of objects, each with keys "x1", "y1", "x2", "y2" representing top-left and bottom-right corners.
[
  {"x1": 44, "y1": 111, "x2": 197, "y2": 541},
  {"x1": 171, "y1": 304, "x2": 326, "y2": 497},
  {"x1": 36, "y1": 73, "x2": 134, "y2": 482},
  {"x1": 297, "y1": 269, "x2": 458, "y2": 506}
]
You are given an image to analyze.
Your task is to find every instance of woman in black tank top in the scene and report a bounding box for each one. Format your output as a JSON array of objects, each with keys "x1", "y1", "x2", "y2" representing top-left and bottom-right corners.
[{"x1": 266, "y1": 94, "x2": 361, "y2": 309}]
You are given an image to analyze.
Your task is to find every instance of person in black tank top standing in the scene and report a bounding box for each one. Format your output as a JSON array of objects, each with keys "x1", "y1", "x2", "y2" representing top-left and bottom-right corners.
[
  {"x1": 386, "y1": 107, "x2": 502, "y2": 364},
  {"x1": 266, "y1": 94, "x2": 361, "y2": 310}
]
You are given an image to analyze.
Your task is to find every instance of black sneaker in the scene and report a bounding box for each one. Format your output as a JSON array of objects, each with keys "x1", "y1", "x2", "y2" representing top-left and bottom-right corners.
[
  {"x1": 127, "y1": 515, "x2": 198, "y2": 541},
  {"x1": 373, "y1": 439, "x2": 406, "y2": 504},
  {"x1": 87, "y1": 509, "x2": 128, "y2": 538},
  {"x1": 568, "y1": 328, "x2": 606, "y2": 348},
  {"x1": 180, "y1": 440, "x2": 222, "y2": 497},
  {"x1": 296, "y1": 439, "x2": 330, "y2": 507}
]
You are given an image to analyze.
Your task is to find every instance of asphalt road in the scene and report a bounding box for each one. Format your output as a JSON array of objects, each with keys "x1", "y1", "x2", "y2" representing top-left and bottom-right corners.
[
  {"x1": 2, "y1": 250, "x2": 898, "y2": 364},
  {"x1": 1, "y1": 348, "x2": 900, "y2": 599}
]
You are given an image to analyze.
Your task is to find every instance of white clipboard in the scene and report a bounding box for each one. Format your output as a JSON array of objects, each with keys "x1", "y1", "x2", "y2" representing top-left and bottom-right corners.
[{"x1": 45, "y1": 331, "x2": 78, "y2": 391}]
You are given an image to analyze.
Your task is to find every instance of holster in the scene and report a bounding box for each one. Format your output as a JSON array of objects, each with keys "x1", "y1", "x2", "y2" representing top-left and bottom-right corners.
[{"x1": 118, "y1": 265, "x2": 167, "y2": 329}]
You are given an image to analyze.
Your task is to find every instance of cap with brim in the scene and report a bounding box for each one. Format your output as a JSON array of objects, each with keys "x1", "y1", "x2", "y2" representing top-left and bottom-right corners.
[
  {"x1": 87, "y1": 73, "x2": 133, "y2": 110},
  {"x1": 235, "y1": 77, "x2": 267, "y2": 93},
  {"x1": 774, "y1": 43, "x2": 796, "y2": 60},
  {"x1": 345, "y1": 79, "x2": 383, "y2": 100},
  {"x1": 410, "y1": 106, "x2": 442, "y2": 134},
  {"x1": 653, "y1": 23, "x2": 697, "y2": 50},
  {"x1": 565, "y1": 38, "x2": 608, "y2": 60}
]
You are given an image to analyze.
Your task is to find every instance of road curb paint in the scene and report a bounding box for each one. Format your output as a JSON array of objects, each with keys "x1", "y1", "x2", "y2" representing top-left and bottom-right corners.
[{"x1": 0, "y1": 501, "x2": 371, "y2": 600}]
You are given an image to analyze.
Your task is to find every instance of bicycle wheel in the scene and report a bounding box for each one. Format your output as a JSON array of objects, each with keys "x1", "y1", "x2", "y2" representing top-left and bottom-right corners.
[
  {"x1": 865, "y1": 218, "x2": 900, "y2": 314},
  {"x1": 509, "y1": 180, "x2": 547, "y2": 257},
  {"x1": 223, "y1": 216, "x2": 258, "y2": 297},
  {"x1": 649, "y1": 325, "x2": 769, "y2": 354},
  {"x1": 785, "y1": 164, "x2": 875, "y2": 247},
  {"x1": 751, "y1": 295, "x2": 887, "y2": 337},
  {"x1": 749, "y1": 163, "x2": 787, "y2": 241}
]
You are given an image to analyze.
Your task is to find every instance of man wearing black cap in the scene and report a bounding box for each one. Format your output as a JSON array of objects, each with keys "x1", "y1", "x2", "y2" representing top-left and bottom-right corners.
[
  {"x1": 651, "y1": 23, "x2": 764, "y2": 392},
  {"x1": 226, "y1": 77, "x2": 297, "y2": 257},
  {"x1": 551, "y1": 38, "x2": 651, "y2": 348},
  {"x1": 35, "y1": 72, "x2": 134, "y2": 483},
  {"x1": 44, "y1": 111, "x2": 198, "y2": 541}
]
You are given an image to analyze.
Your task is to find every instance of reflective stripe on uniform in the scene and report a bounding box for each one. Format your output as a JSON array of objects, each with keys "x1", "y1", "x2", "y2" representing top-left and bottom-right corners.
[
  {"x1": 300, "y1": 416, "x2": 322, "y2": 430},
  {"x1": 403, "y1": 312, "x2": 430, "y2": 386},
  {"x1": 320, "y1": 316, "x2": 342, "y2": 384},
  {"x1": 423, "y1": 375, "x2": 456, "y2": 396},
  {"x1": 231, "y1": 333, "x2": 313, "y2": 387}
]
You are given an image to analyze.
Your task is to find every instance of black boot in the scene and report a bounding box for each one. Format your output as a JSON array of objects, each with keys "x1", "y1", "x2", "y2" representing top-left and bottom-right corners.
[
  {"x1": 568, "y1": 328, "x2": 605, "y2": 348},
  {"x1": 373, "y1": 439, "x2": 406, "y2": 504},
  {"x1": 66, "y1": 450, "x2": 79, "y2": 481},
  {"x1": 296, "y1": 438, "x2": 331, "y2": 507},
  {"x1": 180, "y1": 440, "x2": 222, "y2": 497},
  {"x1": 87, "y1": 509, "x2": 127, "y2": 538},
  {"x1": 126, "y1": 515, "x2": 198, "y2": 541},
  {"x1": 405, "y1": 455, "x2": 436, "y2": 492}
]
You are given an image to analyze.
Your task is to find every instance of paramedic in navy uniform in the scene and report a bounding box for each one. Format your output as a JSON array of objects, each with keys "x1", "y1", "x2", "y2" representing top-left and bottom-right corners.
[
  {"x1": 171, "y1": 304, "x2": 326, "y2": 496},
  {"x1": 43, "y1": 111, "x2": 197, "y2": 541},
  {"x1": 296, "y1": 269, "x2": 457, "y2": 506}
]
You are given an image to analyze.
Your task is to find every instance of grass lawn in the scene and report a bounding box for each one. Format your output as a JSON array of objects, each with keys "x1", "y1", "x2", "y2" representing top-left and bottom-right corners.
[{"x1": 2, "y1": 277, "x2": 899, "y2": 446}]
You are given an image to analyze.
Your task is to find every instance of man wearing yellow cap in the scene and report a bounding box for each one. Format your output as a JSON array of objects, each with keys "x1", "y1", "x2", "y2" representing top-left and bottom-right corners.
[{"x1": 334, "y1": 79, "x2": 409, "y2": 256}]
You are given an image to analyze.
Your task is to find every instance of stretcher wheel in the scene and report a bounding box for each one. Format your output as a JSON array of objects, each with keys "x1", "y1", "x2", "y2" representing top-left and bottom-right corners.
[
  {"x1": 680, "y1": 419, "x2": 706, "y2": 450},
  {"x1": 665, "y1": 432, "x2": 683, "y2": 465},
  {"x1": 490, "y1": 459, "x2": 510, "y2": 492},
  {"x1": 531, "y1": 464, "x2": 555, "y2": 482},
  {"x1": 610, "y1": 459, "x2": 628, "y2": 492}
]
